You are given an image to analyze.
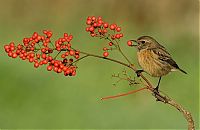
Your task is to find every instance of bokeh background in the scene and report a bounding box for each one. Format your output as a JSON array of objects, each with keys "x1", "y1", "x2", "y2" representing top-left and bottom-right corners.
[{"x1": 0, "y1": 0, "x2": 199, "y2": 129}]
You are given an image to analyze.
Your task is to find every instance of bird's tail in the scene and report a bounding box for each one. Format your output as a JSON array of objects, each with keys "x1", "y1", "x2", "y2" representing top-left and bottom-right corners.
[{"x1": 179, "y1": 68, "x2": 187, "y2": 74}]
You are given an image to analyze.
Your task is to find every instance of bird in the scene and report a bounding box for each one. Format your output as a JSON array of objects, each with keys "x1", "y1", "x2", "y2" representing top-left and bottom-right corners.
[{"x1": 130, "y1": 36, "x2": 187, "y2": 92}]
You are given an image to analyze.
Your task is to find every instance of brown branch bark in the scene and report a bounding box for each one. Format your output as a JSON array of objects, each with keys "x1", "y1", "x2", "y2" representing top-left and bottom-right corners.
[{"x1": 77, "y1": 50, "x2": 195, "y2": 130}]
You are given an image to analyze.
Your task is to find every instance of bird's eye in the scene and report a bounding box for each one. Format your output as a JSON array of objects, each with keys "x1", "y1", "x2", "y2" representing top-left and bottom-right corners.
[{"x1": 141, "y1": 40, "x2": 145, "y2": 44}]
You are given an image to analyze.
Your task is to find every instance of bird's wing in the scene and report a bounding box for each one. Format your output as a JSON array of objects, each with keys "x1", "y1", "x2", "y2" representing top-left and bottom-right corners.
[{"x1": 151, "y1": 46, "x2": 180, "y2": 69}]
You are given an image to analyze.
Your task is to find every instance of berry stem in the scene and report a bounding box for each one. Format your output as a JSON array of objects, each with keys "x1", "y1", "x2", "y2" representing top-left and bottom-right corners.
[
  {"x1": 78, "y1": 50, "x2": 131, "y2": 68},
  {"x1": 54, "y1": 50, "x2": 62, "y2": 59},
  {"x1": 71, "y1": 55, "x2": 89, "y2": 65},
  {"x1": 49, "y1": 41, "x2": 55, "y2": 48},
  {"x1": 79, "y1": 50, "x2": 153, "y2": 90}
]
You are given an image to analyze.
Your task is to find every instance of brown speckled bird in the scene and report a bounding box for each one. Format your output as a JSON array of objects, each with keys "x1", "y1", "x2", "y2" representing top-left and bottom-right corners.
[{"x1": 131, "y1": 36, "x2": 187, "y2": 91}]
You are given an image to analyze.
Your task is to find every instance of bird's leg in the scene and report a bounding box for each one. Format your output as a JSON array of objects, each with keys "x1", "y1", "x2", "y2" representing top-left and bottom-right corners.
[
  {"x1": 153, "y1": 77, "x2": 162, "y2": 94},
  {"x1": 135, "y1": 69, "x2": 144, "y2": 77}
]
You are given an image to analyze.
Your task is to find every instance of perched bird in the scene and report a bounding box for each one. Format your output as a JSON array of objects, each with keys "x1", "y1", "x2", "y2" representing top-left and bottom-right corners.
[{"x1": 131, "y1": 36, "x2": 187, "y2": 92}]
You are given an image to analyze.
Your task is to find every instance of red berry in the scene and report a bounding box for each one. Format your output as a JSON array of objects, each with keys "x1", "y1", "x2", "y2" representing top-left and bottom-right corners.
[
  {"x1": 47, "y1": 56, "x2": 53, "y2": 61},
  {"x1": 97, "y1": 16, "x2": 102, "y2": 20},
  {"x1": 29, "y1": 58, "x2": 34, "y2": 63},
  {"x1": 63, "y1": 59, "x2": 68, "y2": 63},
  {"x1": 89, "y1": 26, "x2": 94, "y2": 32},
  {"x1": 36, "y1": 54, "x2": 40, "y2": 59},
  {"x1": 91, "y1": 16, "x2": 96, "y2": 21},
  {"x1": 43, "y1": 42, "x2": 48, "y2": 47},
  {"x1": 87, "y1": 16, "x2": 92, "y2": 20},
  {"x1": 57, "y1": 68, "x2": 62, "y2": 73},
  {"x1": 23, "y1": 38, "x2": 29, "y2": 44},
  {"x1": 30, "y1": 53, "x2": 35, "y2": 58},
  {"x1": 98, "y1": 29, "x2": 102, "y2": 33},
  {"x1": 103, "y1": 47, "x2": 107, "y2": 51},
  {"x1": 30, "y1": 47, "x2": 34, "y2": 51},
  {"x1": 109, "y1": 42, "x2": 113, "y2": 46},
  {"x1": 75, "y1": 55, "x2": 79, "y2": 59},
  {"x1": 119, "y1": 33, "x2": 123, "y2": 37},
  {"x1": 116, "y1": 27, "x2": 121, "y2": 32},
  {"x1": 75, "y1": 51, "x2": 80, "y2": 55},
  {"x1": 64, "y1": 33, "x2": 68, "y2": 37},
  {"x1": 54, "y1": 62, "x2": 59, "y2": 67},
  {"x1": 47, "y1": 32, "x2": 52, "y2": 38},
  {"x1": 56, "y1": 47, "x2": 61, "y2": 51},
  {"x1": 103, "y1": 23, "x2": 109, "y2": 28},
  {"x1": 97, "y1": 20, "x2": 103, "y2": 25},
  {"x1": 39, "y1": 61, "x2": 43, "y2": 65},
  {"x1": 110, "y1": 24, "x2": 116, "y2": 30},
  {"x1": 60, "y1": 64, "x2": 64, "y2": 69},
  {"x1": 69, "y1": 50, "x2": 75, "y2": 56},
  {"x1": 68, "y1": 35, "x2": 73, "y2": 40},
  {"x1": 47, "y1": 65, "x2": 53, "y2": 71},
  {"x1": 90, "y1": 33, "x2": 96, "y2": 37},
  {"x1": 48, "y1": 49, "x2": 53, "y2": 53},
  {"x1": 61, "y1": 54, "x2": 65, "y2": 58},
  {"x1": 86, "y1": 19, "x2": 92, "y2": 25},
  {"x1": 86, "y1": 27, "x2": 90, "y2": 32},
  {"x1": 10, "y1": 46, "x2": 15, "y2": 51},
  {"x1": 93, "y1": 22, "x2": 98, "y2": 27},
  {"x1": 65, "y1": 69, "x2": 70, "y2": 75},
  {"x1": 103, "y1": 29, "x2": 107, "y2": 33},
  {"x1": 103, "y1": 52, "x2": 109, "y2": 57},
  {"x1": 34, "y1": 62, "x2": 39, "y2": 68},
  {"x1": 4, "y1": 45, "x2": 10, "y2": 50},
  {"x1": 12, "y1": 53, "x2": 18, "y2": 58},
  {"x1": 41, "y1": 53, "x2": 46, "y2": 59},
  {"x1": 17, "y1": 44, "x2": 23, "y2": 50},
  {"x1": 5, "y1": 48, "x2": 10, "y2": 53},
  {"x1": 8, "y1": 52, "x2": 12, "y2": 57},
  {"x1": 42, "y1": 60, "x2": 48, "y2": 64},
  {"x1": 16, "y1": 50, "x2": 21, "y2": 54},
  {"x1": 32, "y1": 32, "x2": 38, "y2": 39},
  {"x1": 53, "y1": 67, "x2": 58, "y2": 72},
  {"x1": 41, "y1": 48, "x2": 46, "y2": 53},
  {"x1": 72, "y1": 71, "x2": 76, "y2": 76},
  {"x1": 115, "y1": 34, "x2": 121, "y2": 39},
  {"x1": 9, "y1": 42, "x2": 15, "y2": 47},
  {"x1": 41, "y1": 36, "x2": 45, "y2": 40},
  {"x1": 43, "y1": 30, "x2": 47, "y2": 34},
  {"x1": 22, "y1": 56, "x2": 26, "y2": 60},
  {"x1": 19, "y1": 54, "x2": 23, "y2": 58},
  {"x1": 127, "y1": 40, "x2": 133, "y2": 46}
]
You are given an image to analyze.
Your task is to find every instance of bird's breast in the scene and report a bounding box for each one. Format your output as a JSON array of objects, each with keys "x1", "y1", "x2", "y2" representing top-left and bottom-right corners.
[{"x1": 137, "y1": 49, "x2": 170, "y2": 77}]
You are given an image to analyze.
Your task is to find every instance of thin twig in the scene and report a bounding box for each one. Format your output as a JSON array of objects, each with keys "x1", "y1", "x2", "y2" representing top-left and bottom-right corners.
[
  {"x1": 101, "y1": 87, "x2": 148, "y2": 100},
  {"x1": 54, "y1": 50, "x2": 62, "y2": 59}
]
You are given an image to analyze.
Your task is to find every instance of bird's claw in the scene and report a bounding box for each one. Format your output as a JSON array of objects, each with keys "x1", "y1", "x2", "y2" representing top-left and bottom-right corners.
[{"x1": 136, "y1": 70, "x2": 143, "y2": 77}]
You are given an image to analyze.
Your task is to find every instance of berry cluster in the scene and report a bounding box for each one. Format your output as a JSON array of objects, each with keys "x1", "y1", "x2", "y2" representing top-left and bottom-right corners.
[
  {"x1": 85, "y1": 16, "x2": 123, "y2": 39},
  {"x1": 4, "y1": 30, "x2": 79, "y2": 76},
  {"x1": 85, "y1": 16, "x2": 124, "y2": 57}
]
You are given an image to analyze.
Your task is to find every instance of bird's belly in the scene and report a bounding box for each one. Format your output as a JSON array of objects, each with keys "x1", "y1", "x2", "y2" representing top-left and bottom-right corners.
[{"x1": 137, "y1": 50, "x2": 170, "y2": 77}]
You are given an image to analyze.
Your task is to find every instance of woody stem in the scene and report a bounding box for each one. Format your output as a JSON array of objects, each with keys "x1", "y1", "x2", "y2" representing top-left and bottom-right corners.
[{"x1": 75, "y1": 50, "x2": 194, "y2": 130}]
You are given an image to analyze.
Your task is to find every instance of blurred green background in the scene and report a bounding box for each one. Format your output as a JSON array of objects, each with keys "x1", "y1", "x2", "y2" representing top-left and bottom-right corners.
[{"x1": 0, "y1": 0, "x2": 199, "y2": 129}]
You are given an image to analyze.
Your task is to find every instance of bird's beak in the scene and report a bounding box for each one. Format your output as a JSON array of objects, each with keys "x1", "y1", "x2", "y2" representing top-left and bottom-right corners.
[{"x1": 130, "y1": 39, "x2": 138, "y2": 46}]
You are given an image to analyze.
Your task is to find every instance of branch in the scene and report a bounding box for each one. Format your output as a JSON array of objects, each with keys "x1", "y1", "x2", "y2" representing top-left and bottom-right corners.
[
  {"x1": 77, "y1": 50, "x2": 195, "y2": 130},
  {"x1": 155, "y1": 91, "x2": 195, "y2": 130}
]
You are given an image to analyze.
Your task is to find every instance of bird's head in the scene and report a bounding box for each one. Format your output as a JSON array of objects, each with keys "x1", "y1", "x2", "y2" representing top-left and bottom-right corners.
[{"x1": 131, "y1": 36, "x2": 159, "y2": 50}]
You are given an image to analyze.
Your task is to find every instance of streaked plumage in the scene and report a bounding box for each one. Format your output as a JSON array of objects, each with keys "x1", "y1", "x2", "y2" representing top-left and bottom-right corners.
[
  {"x1": 132, "y1": 36, "x2": 187, "y2": 91},
  {"x1": 135, "y1": 36, "x2": 186, "y2": 77}
]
